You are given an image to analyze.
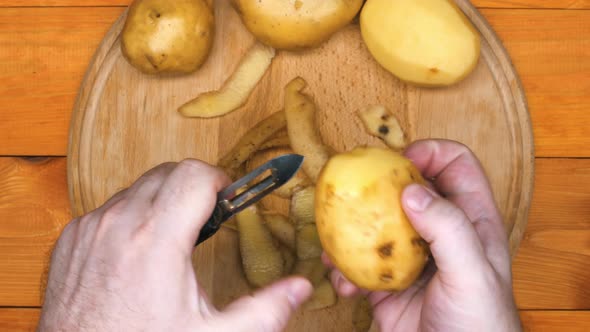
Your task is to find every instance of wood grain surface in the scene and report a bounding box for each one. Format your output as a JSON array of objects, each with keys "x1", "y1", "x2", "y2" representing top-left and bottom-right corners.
[
  {"x1": 2, "y1": 308, "x2": 590, "y2": 331},
  {"x1": 65, "y1": 0, "x2": 534, "y2": 329},
  {"x1": 1, "y1": 0, "x2": 589, "y2": 330},
  {"x1": 2, "y1": 8, "x2": 588, "y2": 156}
]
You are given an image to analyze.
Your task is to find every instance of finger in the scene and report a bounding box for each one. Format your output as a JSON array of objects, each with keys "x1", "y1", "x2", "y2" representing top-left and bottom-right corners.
[
  {"x1": 216, "y1": 277, "x2": 312, "y2": 332},
  {"x1": 402, "y1": 184, "x2": 488, "y2": 278},
  {"x1": 321, "y1": 252, "x2": 335, "y2": 269},
  {"x1": 150, "y1": 159, "x2": 231, "y2": 251},
  {"x1": 404, "y1": 140, "x2": 509, "y2": 267},
  {"x1": 329, "y1": 270, "x2": 367, "y2": 297},
  {"x1": 126, "y1": 162, "x2": 178, "y2": 203}
]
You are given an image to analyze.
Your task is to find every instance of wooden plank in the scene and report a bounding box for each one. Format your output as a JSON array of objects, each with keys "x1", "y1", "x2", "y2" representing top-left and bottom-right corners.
[
  {"x1": 0, "y1": 308, "x2": 589, "y2": 331},
  {"x1": 0, "y1": 308, "x2": 40, "y2": 332},
  {"x1": 1, "y1": 0, "x2": 589, "y2": 9},
  {"x1": 0, "y1": 7, "x2": 125, "y2": 156},
  {"x1": 1, "y1": 8, "x2": 589, "y2": 157},
  {"x1": 481, "y1": 9, "x2": 590, "y2": 157},
  {"x1": 513, "y1": 158, "x2": 590, "y2": 309},
  {"x1": 0, "y1": 157, "x2": 588, "y2": 308},
  {"x1": 520, "y1": 311, "x2": 590, "y2": 331},
  {"x1": 0, "y1": 157, "x2": 71, "y2": 307}
]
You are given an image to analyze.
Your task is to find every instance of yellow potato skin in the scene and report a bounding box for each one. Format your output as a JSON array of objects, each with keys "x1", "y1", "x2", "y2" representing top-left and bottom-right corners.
[
  {"x1": 232, "y1": 0, "x2": 364, "y2": 50},
  {"x1": 121, "y1": 0, "x2": 214, "y2": 74},
  {"x1": 315, "y1": 147, "x2": 429, "y2": 291},
  {"x1": 360, "y1": 0, "x2": 481, "y2": 86}
]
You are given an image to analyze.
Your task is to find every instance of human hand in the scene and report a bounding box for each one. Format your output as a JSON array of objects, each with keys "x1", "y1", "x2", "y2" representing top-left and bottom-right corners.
[
  {"x1": 324, "y1": 140, "x2": 522, "y2": 332},
  {"x1": 38, "y1": 160, "x2": 312, "y2": 332}
]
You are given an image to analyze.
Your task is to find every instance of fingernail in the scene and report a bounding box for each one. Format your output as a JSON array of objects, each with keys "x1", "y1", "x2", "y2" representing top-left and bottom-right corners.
[
  {"x1": 405, "y1": 184, "x2": 434, "y2": 212},
  {"x1": 286, "y1": 278, "x2": 313, "y2": 308}
]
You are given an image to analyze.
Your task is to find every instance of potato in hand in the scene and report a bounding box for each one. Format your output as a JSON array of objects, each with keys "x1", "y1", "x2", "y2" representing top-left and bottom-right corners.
[{"x1": 316, "y1": 147, "x2": 430, "y2": 291}]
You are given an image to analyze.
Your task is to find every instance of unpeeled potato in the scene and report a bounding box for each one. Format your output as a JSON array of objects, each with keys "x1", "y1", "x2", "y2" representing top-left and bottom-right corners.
[
  {"x1": 232, "y1": 0, "x2": 364, "y2": 50},
  {"x1": 360, "y1": 0, "x2": 481, "y2": 86},
  {"x1": 316, "y1": 147, "x2": 430, "y2": 291}
]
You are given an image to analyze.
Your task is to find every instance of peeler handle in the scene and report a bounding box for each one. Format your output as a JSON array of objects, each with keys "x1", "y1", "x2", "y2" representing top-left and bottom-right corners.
[{"x1": 195, "y1": 202, "x2": 229, "y2": 246}]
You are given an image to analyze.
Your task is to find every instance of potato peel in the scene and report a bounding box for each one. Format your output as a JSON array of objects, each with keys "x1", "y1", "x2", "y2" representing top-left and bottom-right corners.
[
  {"x1": 359, "y1": 105, "x2": 406, "y2": 151},
  {"x1": 179, "y1": 42, "x2": 276, "y2": 118},
  {"x1": 284, "y1": 77, "x2": 331, "y2": 182}
]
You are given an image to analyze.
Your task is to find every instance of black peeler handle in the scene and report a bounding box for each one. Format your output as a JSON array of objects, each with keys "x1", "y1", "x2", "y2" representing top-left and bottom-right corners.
[{"x1": 195, "y1": 203, "x2": 229, "y2": 246}]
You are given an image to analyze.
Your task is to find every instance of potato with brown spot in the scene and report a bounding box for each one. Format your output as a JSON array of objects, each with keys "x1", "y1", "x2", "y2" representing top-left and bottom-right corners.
[{"x1": 316, "y1": 147, "x2": 430, "y2": 291}]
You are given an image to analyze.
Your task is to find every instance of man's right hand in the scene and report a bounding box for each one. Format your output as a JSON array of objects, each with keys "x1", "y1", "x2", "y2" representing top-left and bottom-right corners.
[{"x1": 323, "y1": 139, "x2": 522, "y2": 332}]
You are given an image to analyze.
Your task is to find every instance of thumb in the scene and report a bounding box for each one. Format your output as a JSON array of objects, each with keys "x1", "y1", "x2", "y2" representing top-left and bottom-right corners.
[
  {"x1": 215, "y1": 277, "x2": 313, "y2": 332},
  {"x1": 402, "y1": 184, "x2": 488, "y2": 276}
]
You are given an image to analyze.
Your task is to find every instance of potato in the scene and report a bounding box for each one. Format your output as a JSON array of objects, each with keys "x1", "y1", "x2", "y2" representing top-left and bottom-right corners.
[
  {"x1": 121, "y1": 0, "x2": 214, "y2": 74},
  {"x1": 360, "y1": 0, "x2": 481, "y2": 86},
  {"x1": 247, "y1": 148, "x2": 311, "y2": 198},
  {"x1": 359, "y1": 105, "x2": 407, "y2": 151},
  {"x1": 232, "y1": 0, "x2": 364, "y2": 50},
  {"x1": 178, "y1": 42, "x2": 276, "y2": 117},
  {"x1": 316, "y1": 147, "x2": 430, "y2": 291},
  {"x1": 217, "y1": 110, "x2": 286, "y2": 177},
  {"x1": 262, "y1": 213, "x2": 296, "y2": 250},
  {"x1": 303, "y1": 278, "x2": 337, "y2": 311},
  {"x1": 236, "y1": 206, "x2": 284, "y2": 288},
  {"x1": 284, "y1": 77, "x2": 331, "y2": 182}
]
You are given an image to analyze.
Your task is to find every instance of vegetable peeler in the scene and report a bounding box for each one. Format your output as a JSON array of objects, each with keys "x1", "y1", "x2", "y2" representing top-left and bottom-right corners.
[{"x1": 195, "y1": 154, "x2": 304, "y2": 246}]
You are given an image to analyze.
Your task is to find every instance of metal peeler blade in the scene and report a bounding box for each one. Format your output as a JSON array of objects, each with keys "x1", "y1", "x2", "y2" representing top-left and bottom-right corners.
[{"x1": 195, "y1": 154, "x2": 304, "y2": 246}]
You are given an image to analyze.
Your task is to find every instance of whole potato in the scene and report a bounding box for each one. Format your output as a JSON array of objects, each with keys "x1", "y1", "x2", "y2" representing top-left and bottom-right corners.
[
  {"x1": 121, "y1": 0, "x2": 214, "y2": 74},
  {"x1": 232, "y1": 0, "x2": 364, "y2": 50},
  {"x1": 360, "y1": 0, "x2": 481, "y2": 86},
  {"x1": 315, "y1": 147, "x2": 429, "y2": 291}
]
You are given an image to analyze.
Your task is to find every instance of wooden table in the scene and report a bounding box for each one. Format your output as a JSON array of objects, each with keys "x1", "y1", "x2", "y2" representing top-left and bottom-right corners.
[{"x1": 0, "y1": 1, "x2": 588, "y2": 330}]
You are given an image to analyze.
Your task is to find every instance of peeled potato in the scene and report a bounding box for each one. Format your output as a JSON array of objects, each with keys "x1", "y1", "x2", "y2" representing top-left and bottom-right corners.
[
  {"x1": 236, "y1": 206, "x2": 284, "y2": 288},
  {"x1": 232, "y1": 0, "x2": 364, "y2": 50},
  {"x1": 316, "y1": 147, "x2": 430, "y2": 291},
  {"x1": 360, "y1": 0, "x2": 481, "y2": 86}
]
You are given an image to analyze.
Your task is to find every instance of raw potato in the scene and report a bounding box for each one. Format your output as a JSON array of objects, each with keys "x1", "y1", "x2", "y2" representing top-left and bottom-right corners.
[
  {"x1": 217, "y1": 110, "x2": 286, "y2": 177},
  {"x1": 316, "y1": 147, "x2": 430, "y2": 291},
  {"x1": 303, "y1": 278, "x2": 337, "y2": 311},
  {"x1": 237, "y1": 206, "x2": 284, "y2": 288},
  {"x1": 248, "y1": 148, "x2": 311, "y2": 198},
  {"x1": 263, "y1": 213, "x2": 296, "y2": 250},
  {"x1": 359, "y1": 105, "x2": 407, "y2": 150},
  {"x1": 232, "y1": 0, "x2": 364, "y2": 50},
  {"x1": 360, "y1": 0, "x2": 481, "y2": 86},
  {"x1": 293, "y1": 257, "x2": 328, "y2": 286},
  {"x1": 121, "y1": 0, "x2": 214, "y2": 74},
  {"x1": 284, "y1": 77, "x2": 331, "y2": 182},
  {"x1": 178, "y1": 42, "x2": 276, "y2": 117}
]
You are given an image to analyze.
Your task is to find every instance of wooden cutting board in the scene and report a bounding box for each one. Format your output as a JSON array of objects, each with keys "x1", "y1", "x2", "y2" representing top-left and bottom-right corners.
[{"x1": 68, "y1": 0, "x2": 534, "y2": 330}]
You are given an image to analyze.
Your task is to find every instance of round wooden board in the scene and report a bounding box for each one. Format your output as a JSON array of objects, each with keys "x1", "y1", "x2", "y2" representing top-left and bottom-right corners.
[{"x1": 68, "y1": 1, "x2": 533, "y2": 330}]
